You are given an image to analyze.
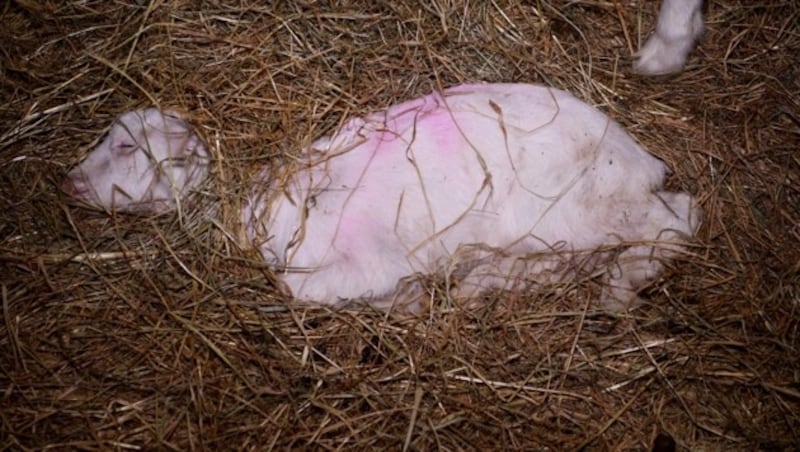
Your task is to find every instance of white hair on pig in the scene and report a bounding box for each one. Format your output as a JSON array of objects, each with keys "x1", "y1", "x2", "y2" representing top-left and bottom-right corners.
[{"x1": 62, "y1": 83, "x2": 701, "y2": 311}]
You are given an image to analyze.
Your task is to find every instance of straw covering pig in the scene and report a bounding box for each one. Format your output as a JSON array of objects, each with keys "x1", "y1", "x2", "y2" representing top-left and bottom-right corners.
[
  {"x1": 62, "y1": 108, "x2": 210, "y2": 213},
  {"x1": 62, "y1": 83, "x2": 701, "y2": 311}
]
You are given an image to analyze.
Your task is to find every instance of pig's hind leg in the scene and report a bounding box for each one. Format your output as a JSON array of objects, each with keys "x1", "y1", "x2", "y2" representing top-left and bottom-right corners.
[
  {"x1": 444, "y1": 245, "x2": 571, "y2": 306},
  {"x1": 281, "y1": 251, "x2": 418, "y2": 309},
  {"x1": 600, "y1": 191, "x2": 700, "y2": 310},
  {"x1": 446, "y1": 251, "x2": 526, "y2": 303}
]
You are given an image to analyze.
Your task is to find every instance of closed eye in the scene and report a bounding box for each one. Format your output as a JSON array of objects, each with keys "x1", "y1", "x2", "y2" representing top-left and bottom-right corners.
[{"x1": 115, "y1": 142, "x2": 139, "y2": 155}]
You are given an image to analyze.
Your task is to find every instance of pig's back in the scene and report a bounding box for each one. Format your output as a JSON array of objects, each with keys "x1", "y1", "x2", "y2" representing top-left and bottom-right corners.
[{"x1": 296, "y1": 83, "x2": 666, "y2": 256}]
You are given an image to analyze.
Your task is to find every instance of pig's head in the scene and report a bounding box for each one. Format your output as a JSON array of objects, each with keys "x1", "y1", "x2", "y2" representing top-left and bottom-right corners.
[{"x1": 62, "y1": 108, "x2": 209, "y2": 214}]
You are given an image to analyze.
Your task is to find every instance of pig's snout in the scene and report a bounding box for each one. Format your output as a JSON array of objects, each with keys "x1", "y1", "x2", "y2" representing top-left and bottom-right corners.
[{"x1": 61, "y1": 171, "x2": 90, "y2": 199}]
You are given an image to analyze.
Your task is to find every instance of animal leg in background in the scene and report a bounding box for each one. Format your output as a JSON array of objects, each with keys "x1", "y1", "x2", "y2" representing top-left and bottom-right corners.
[{"x1": 635, "y1": 0, "x2": 704, "y2": 75}]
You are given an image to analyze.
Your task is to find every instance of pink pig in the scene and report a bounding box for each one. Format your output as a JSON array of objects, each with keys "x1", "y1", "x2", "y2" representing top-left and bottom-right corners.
[
  {"x1": 62, "y1": 108, "x2": 210, "y2": 214},
  {"x1": 63, "y1": 83, "x2": 701, "y2": 311}
]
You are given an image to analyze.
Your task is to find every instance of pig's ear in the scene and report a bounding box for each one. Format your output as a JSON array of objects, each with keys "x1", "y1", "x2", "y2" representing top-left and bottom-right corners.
[
  {"x1": 168, "y1": 114, "x2": 208, "y2": 159},
  {"x1": 183, "y1": 132, "x2": 207, "y2": 158},
  {"x1": 150, "y1": 109, "x2": 206, "y2": 156}
]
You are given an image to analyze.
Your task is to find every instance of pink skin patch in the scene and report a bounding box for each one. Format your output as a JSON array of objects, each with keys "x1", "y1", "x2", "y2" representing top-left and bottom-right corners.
[{"x1": 358, "y1": 91, "x2": 466, "y2": 159}]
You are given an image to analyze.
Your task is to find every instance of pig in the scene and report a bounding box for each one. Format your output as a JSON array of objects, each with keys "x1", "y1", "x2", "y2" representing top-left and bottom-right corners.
[
  {"x1": 61, "y1": 108, "x2": 210, "y2": 214},
  {"x1": 62, "y1": 83, "x2": 701, "y2": 311},
  {"x1": 635, "y1": 0, "x2": 704, "y2": 75}
]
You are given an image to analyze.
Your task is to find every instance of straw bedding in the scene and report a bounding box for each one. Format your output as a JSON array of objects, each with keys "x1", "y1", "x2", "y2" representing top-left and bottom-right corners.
[{"x1": 1, "y1": 1, "x2": 798, "y2": 450}]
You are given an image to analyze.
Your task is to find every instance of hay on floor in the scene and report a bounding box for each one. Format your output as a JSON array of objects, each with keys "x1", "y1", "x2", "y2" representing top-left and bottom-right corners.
[{"x1": 1, "y1": 1, "x2": 798, "y2": 449}]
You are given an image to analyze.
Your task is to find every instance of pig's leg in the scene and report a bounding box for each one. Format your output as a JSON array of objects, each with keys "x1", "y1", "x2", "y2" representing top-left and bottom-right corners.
[
  {"x1": 279, "y1": 255, "x2": 415, "y2": 309},
  {"x1": 634, "y1": 0, "x2": 704, "y2": 75},
  {"x1": 450, "y1": 249, "x2": 604, "y2": 306},
  {"x1": 600, "y1": 191, "x2": 700, "y2": 310},
  {"x1": 365, "y1": 276, "x2": 429, "y2": 313},
  {"x1": 450, "y1": 193, "x2": 700, "y2": 311},
  {"x1": 448, "y1": 253, "x2": 523, "y2": 301},
  {"x1": 446, "y1": 247, "x2": 555, "y2": 303}
]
